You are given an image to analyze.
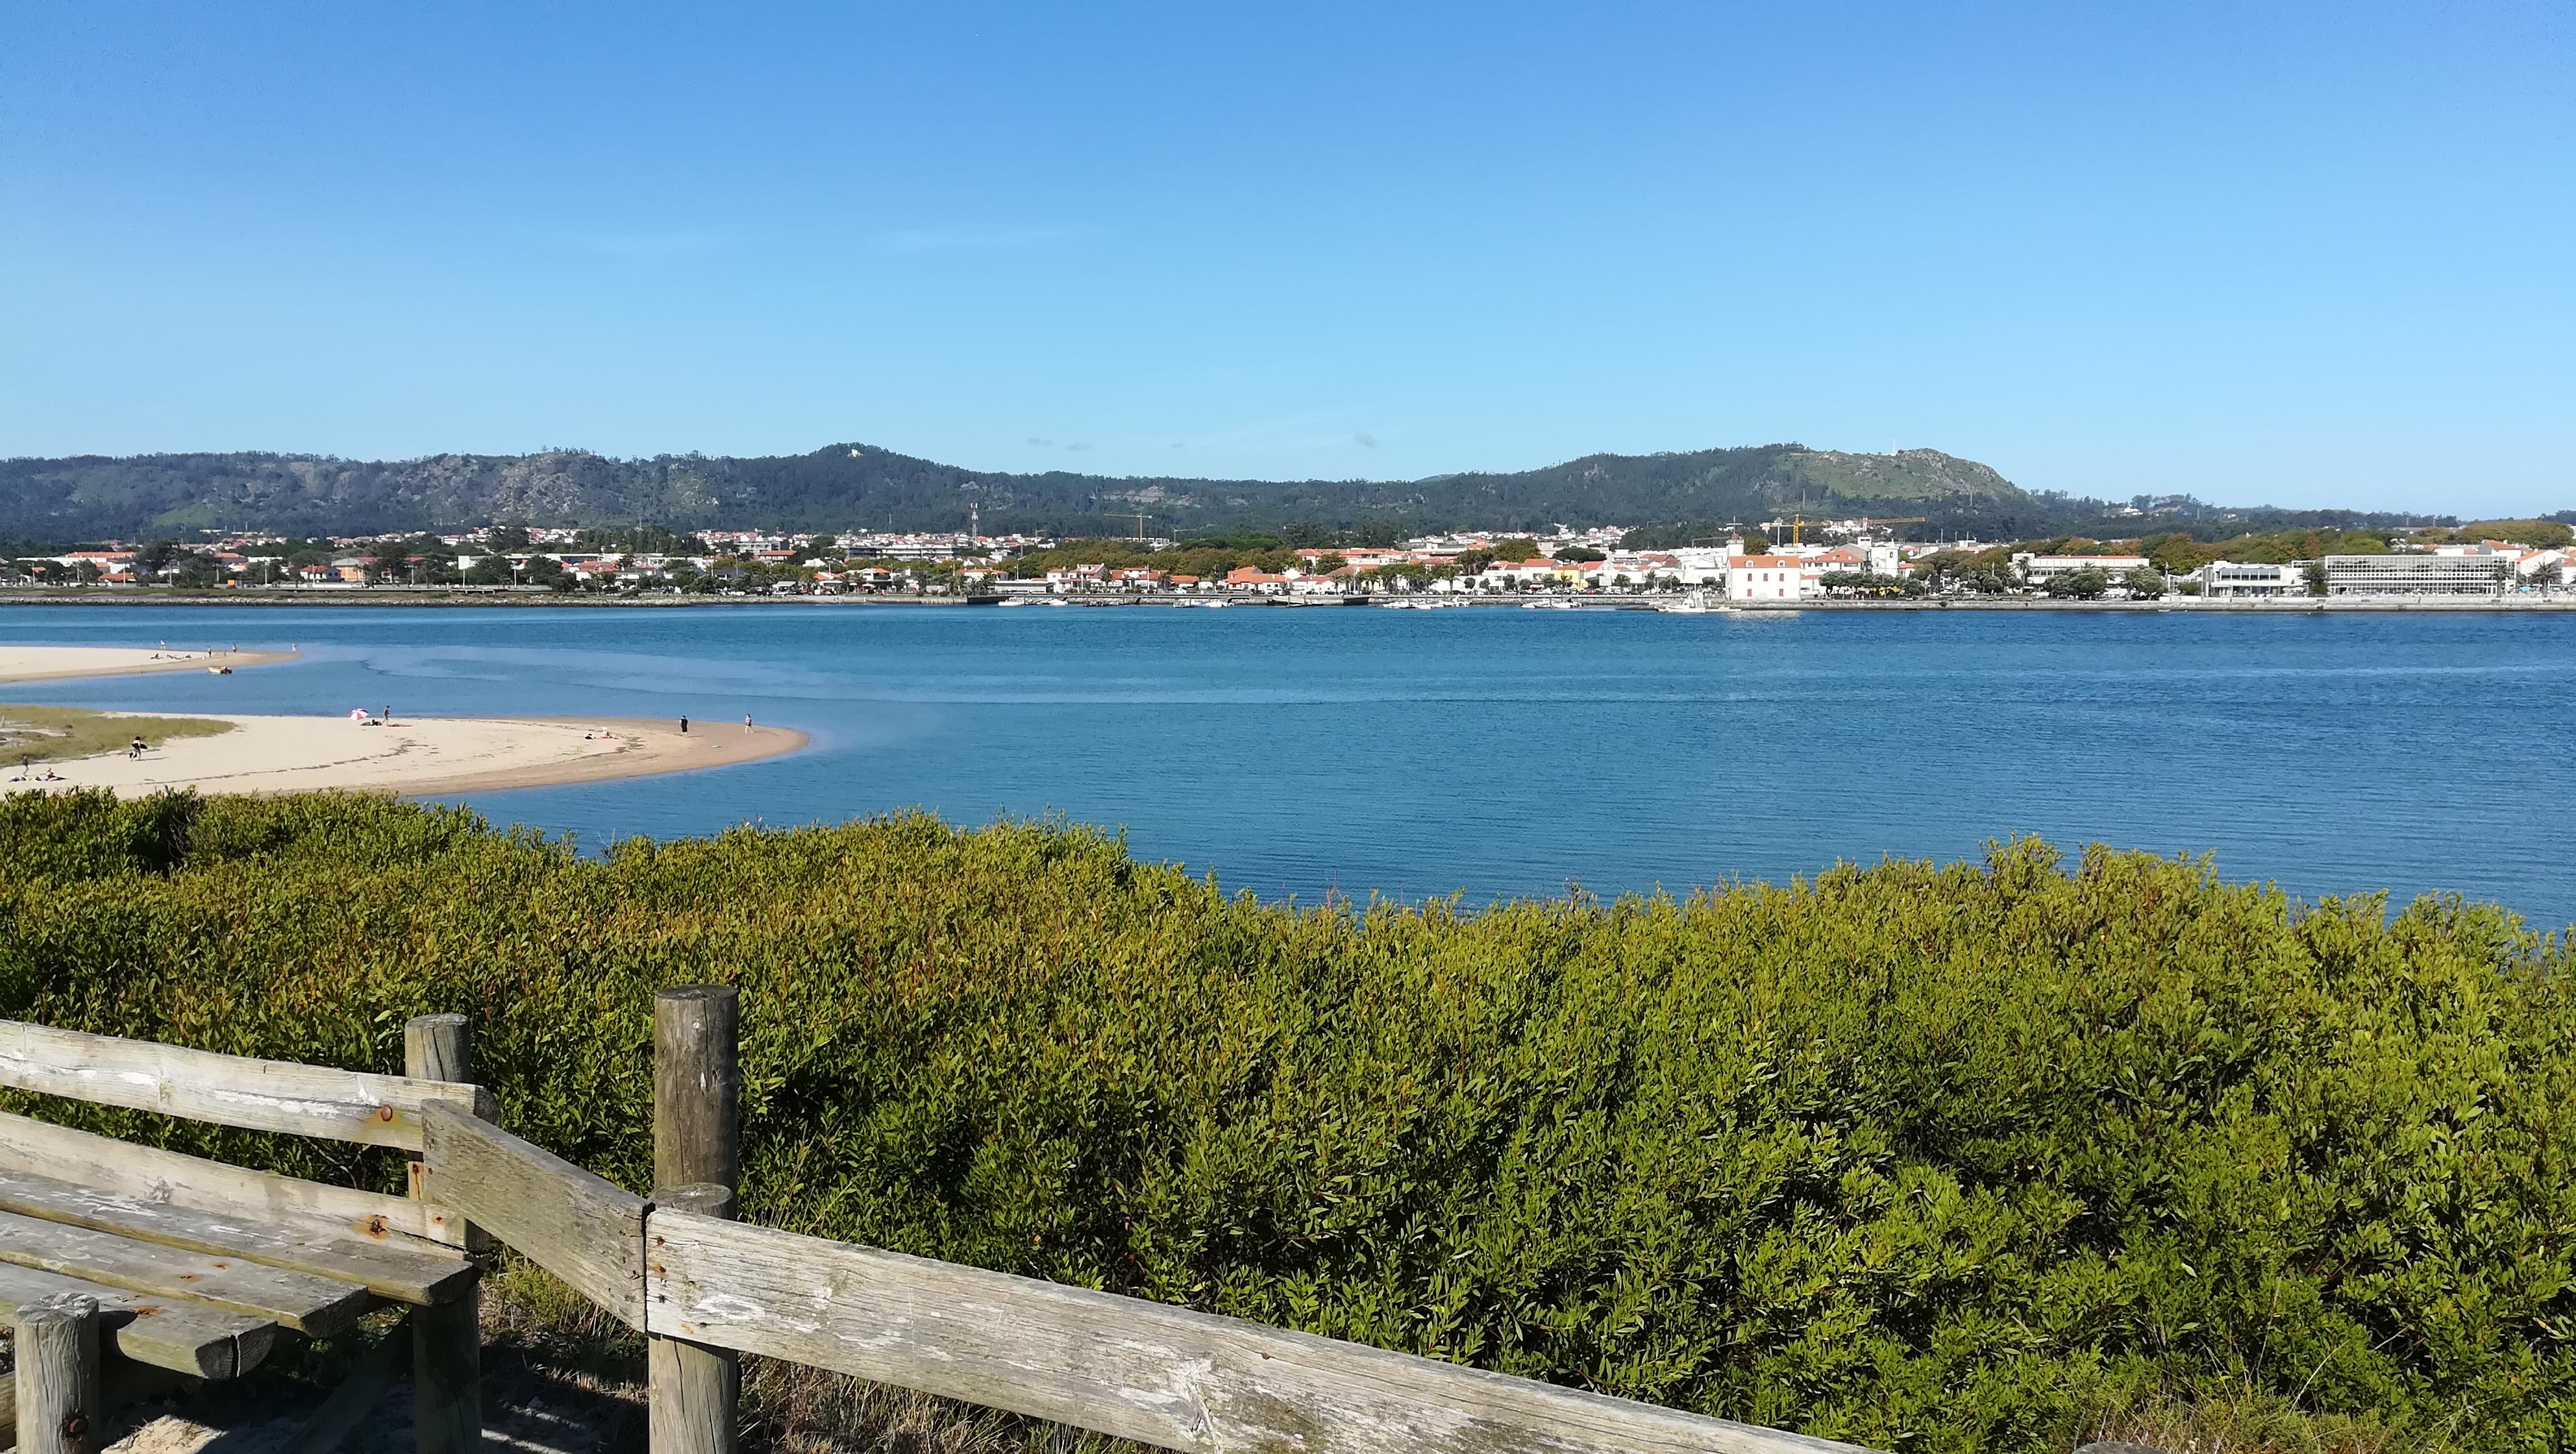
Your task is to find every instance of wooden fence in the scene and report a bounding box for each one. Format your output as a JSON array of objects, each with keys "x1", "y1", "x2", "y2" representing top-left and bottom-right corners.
[
  {"x1": 7, "y1": 992, "x2": 1876, "y2": 1454},
  {"x1": 443, "y1": 986, "x2": 1874, "y2": 1454}
]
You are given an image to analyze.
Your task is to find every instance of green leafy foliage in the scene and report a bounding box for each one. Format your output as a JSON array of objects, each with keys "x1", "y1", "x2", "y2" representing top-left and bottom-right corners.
[
  {"x1": 2044, "y1": 568, "x2": 2114, "y2": 599},
  {"x1": 2140, "y1": 530, "x2": 2394, "y2": 574},
  {"x1": 1, "y1": 791, "x2": 2570, "y2": 1452},
  {"x1": 2446, "y1": 521, "x2": 2574, "y2": 549}
]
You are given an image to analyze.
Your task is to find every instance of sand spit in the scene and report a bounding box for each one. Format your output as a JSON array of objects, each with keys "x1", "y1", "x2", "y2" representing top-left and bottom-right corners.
[
  {"x1": 5, "y1": 713, "x2": 805, "y2": 798},
  {"x1": 0, "y1": 645, "x2": 300, "y2": 684}
]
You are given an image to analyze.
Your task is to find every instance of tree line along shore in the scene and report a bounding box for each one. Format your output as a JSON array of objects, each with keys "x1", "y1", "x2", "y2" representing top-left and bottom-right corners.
[{"x1": 4, "y1": 517, "x2": 2571, "y2": 603}]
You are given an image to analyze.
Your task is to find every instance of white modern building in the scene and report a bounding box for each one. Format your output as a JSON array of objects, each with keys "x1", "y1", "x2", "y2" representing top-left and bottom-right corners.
[
  {"x1": 2324, "y1": 552, "x2": 2510, "y2": 595},
  {"x1": 2196, "y1": 561, "x2": 2307, "y2": 598},
  {"x1": 2014, "y1": 553, "x2": 2149, "y2": 584}
]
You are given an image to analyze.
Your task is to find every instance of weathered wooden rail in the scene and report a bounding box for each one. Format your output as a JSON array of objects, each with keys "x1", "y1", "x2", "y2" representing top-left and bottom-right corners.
[{"x1": 6, "y1": 995, "x2": 1874, "y2": 1454}]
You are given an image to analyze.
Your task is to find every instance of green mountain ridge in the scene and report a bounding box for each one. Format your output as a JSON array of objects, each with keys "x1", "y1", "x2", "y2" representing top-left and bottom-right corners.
[{"x1": 0, "y1": 441, "x2": 2427, "y2": 543}]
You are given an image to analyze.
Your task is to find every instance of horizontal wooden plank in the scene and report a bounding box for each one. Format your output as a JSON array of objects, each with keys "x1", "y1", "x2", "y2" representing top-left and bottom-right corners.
[
  {"x1": 0, "y1": 1166, "x2": 473, "y2": 1307},
  {"x1": 0, "y1": 1109, "x2": 466, "y2": 1249},
  {"x1": 0, "y1": 1257, "x2": 280, "y2": 1379},
  {"x1": 0, "y1": 1207, "x2": 377, "y2": 1337},
  {"x1": 0, "y1": 1020, "x2": 493, "y2": 1150},
  {"x1": 644, "y1": 1211, "x2": 1875, "y2": 1454},
  {"x1": 420, "y1": 1103, "x2": 644, "y2": 1327}
]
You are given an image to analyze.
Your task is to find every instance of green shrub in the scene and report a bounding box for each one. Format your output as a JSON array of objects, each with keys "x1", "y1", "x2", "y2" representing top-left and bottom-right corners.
[{"x1": 1, "y1": 789, "x2": 2569, "y2": 1453}]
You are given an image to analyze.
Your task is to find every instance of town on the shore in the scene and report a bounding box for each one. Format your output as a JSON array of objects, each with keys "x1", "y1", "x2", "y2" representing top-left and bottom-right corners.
[{"x1": 7, "y1": 514, "x2": 2573, "y2": 603}]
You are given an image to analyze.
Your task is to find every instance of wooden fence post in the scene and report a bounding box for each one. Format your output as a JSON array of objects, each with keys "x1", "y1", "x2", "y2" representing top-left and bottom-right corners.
[
  {"x1": 15, "y1": 1293, "x2": 101, "y2": 1454},
  {"x1": 405, "y1": 1013, "x2": 481, "y2": 1454},
  {"x1": 652, "y1": 986, "x2": 740, "y2": 1454}
]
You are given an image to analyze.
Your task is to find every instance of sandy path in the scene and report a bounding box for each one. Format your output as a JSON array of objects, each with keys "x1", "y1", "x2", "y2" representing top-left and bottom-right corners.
[
  {"x1": 5, "y1": 713, "x2": 805, "y2": 797},
  {"x1": 0, "y1": 645, "x2": 299, "y2": 684}
]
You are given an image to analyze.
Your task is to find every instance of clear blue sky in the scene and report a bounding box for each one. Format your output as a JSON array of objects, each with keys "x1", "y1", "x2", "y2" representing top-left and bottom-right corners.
[{"x1": 5, "y1": 1, "x2": 2568, "y2": 515}]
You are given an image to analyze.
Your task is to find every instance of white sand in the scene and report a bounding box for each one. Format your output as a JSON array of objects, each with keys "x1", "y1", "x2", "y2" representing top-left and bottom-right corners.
[
  {"x1": 5, "y1": 714, "x2": 805, "y2": 798},
  {"x1": 0, "y1": 645, "x2": 297, "y2": 684}
]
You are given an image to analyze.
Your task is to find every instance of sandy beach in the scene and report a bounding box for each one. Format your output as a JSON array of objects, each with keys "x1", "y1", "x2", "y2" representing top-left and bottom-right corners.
[
  {"x1": 3, "y1": 713, "x2": 806, "y2": 797},
  {"x1": 0, "y1": 645, "x2": 300, "y2": 684}
]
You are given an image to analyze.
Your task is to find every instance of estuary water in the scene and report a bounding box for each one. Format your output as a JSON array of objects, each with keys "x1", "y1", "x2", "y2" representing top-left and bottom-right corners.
[{"x1": 5, "y1": 602, "x2": 2571, "y2": 925}]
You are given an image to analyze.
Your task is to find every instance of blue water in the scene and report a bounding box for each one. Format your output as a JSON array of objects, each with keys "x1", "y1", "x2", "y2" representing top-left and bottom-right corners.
[{"x1": 5, "y1": 604, "x2": 2572, "y2": 925}]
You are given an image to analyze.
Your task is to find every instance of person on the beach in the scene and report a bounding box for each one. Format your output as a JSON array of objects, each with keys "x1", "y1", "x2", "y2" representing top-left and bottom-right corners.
[
  {"x1": 743, "y1": 714, "x2": 752, "y2": 732},
  {"x1": 679, "y1": 715, "x2": 688, "y2": 734},
  {"x1": 129, "y1": 735, "x2": 145, "y2": 759}
]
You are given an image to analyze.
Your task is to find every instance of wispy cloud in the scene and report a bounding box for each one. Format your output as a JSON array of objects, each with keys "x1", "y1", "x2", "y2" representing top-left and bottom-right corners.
[
  {"x1": 1352, "y1": 431, "x2": 1378, "y2": 448},
  {"x1": 875, "y1": 224, "x2": 1098, "y2": 254}
]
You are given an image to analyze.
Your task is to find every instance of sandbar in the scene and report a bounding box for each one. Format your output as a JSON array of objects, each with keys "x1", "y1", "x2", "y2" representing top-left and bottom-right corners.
[
  {"x1": 3, "y1": 713, "x2": 805, "y2": 798},
  {"x1": 0, "y1": 645, "x2": 300, "y2": 684}
]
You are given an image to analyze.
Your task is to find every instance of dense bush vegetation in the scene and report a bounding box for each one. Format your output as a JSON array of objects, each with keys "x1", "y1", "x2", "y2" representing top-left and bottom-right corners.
[{"x1": 2, "y1": 790, "x2": 2570, "y2": 1452}]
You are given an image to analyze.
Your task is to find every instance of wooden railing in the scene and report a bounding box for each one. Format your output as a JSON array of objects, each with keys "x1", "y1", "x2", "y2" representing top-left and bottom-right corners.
[
  {"x1": 444, "y1": 987, "x2": 1873, "y2": 1454},
  {"x1": 4, "y1": 995, "x2": 1877, "y2": 1454}
]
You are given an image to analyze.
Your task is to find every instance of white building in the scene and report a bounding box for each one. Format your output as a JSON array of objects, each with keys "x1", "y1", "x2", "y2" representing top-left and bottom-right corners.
[
  {"x1": 1668, "y1": 547, "x2": 1731, "y2": 585},
  {"x1": 2196, "y1": 561, "x2": 2307, "y2": 598},
  {"x1": 1726, "y1": 554, "x2": 1820, "y2": 602},
  {"x1": 2324, "y1": 552, "x2": 2509, "y2": 595},
  {"x1": 2014, "y1": 553, "x2": 2150, "y2": 584}
]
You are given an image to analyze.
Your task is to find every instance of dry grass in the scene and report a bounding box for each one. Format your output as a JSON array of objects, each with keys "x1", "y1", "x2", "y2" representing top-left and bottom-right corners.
[{"x1": 0, "y1": 704, "x2": 230, "y2": 767}]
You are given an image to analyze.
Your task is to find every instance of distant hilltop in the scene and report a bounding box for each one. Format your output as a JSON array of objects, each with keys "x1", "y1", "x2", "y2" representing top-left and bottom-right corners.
[{"x1": 0, "y1": 441, "x2": 2448, "y2": 545}]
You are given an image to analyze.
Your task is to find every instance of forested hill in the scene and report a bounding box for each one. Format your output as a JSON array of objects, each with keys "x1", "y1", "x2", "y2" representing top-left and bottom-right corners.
[{"x1": 0, "y1": 441, "x2": 2422, "y2": 543}]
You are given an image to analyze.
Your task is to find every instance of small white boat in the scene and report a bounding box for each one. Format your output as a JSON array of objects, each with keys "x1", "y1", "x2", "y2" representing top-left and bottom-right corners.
[
  {"x1": 1659, "y1": 590, "x2": 1720, "y2": 615},
  {"x1": 1522, "y1": 598, "x2": 1579, "y2": 610}
]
